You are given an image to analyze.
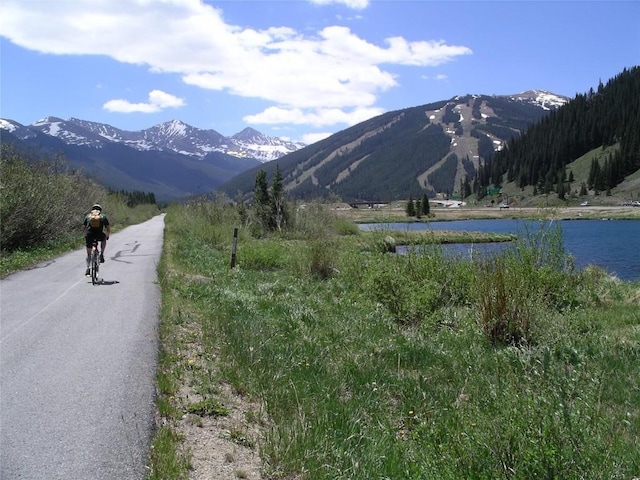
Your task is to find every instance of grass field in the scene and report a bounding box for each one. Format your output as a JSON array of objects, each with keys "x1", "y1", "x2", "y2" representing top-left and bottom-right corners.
[{"x1": 150, "y1": 200, "x2": 640, "y2": 479}]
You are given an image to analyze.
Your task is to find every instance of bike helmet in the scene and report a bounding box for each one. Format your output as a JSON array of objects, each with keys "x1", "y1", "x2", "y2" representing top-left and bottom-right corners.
[{"x1": 92, "y1": 204, "x2": 102, "y2": 211}]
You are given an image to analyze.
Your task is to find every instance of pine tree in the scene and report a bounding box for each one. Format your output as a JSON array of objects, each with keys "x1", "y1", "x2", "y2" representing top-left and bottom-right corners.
[
  {"x1": 270, "y1": 164, "x2": 287, "y2": 231},
  {"x1": 253, "y1": 169, "x2": 271, "y2": 230},
  {"x1": 588, "y1": 159, "x2": 601, "y2": 190},
  {"x1": 580, "y1": 182, "x2": 588, "y2": 196},
  {"x1": 236, "y1": 190, "x2": 249, "y2": 227},
  {"x1": 594, "y1": 162, "x2": 606, "y2": 192},
  {"x1": 406, "y1": 197, "x2": 416, "y2": 217},
  {"x1": 557, "y1": 180, "x2": 566, "y2": 200},
  {"x1": 422, "y1": 193, "x2": 430, "y2": 215},
  {"x1": 461, "y1": 177, "x2": 472, "y2": 200}
]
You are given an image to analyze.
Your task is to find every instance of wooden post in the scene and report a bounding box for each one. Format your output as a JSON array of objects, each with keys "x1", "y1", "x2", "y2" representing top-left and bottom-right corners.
[{"x1": 230, "y1": 227, "x2": 238, "y2": 269}]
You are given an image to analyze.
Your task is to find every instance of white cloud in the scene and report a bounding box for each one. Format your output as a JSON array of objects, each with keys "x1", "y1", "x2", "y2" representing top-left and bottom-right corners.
[
  {"x1": 148, "y1": 90, "x2": 186, "y2": 108},
  {"x1": 243, "y1": 105, "x2": 384, "y2": 128},
  {"x1": 0, "y1": 0, "x2": 471, "y2": 128},
  {"x1": 308, "y1": 0, "x2": 369, "y2": 10},
  {"x1": 103, "y1": 90, "x2": 185, "y2": 113},
  {"x1": 421, "y1": 73, "x2": 449, "y2": 81},
  {"x1": 301, "y1": 132, "x2": 334, "y2": 145}
]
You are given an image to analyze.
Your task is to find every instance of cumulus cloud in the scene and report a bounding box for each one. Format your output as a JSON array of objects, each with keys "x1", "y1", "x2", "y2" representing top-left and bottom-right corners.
[
  {"x1": 301, "y1": 132, "x2": 334, "y2": 145},
  {"x1": 0, "y1": 0, "x2": 472, "y2": 129},
  {"x1": 243, "y1": 105, "x2": 384, "y2": 128},
  {"x1": 103, "y1": 90, "x2": 185, "y2": 113}
]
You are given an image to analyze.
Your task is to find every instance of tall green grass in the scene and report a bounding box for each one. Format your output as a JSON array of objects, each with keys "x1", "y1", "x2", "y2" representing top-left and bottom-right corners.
[{"x1": 152, "y1": 200, "x2": 640, "y2": 479}]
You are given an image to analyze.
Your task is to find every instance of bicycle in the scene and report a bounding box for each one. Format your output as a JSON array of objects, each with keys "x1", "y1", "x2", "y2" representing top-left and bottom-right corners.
[{"x1": 90, "y1": 238, "x2": 100, "y2": 285}]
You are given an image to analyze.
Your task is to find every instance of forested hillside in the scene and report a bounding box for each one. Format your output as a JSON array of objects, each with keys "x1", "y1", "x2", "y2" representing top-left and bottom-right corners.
[
  {"x1": 220, "y1": 68, "x2": 639, "y2": 204},
  {"x1": 478, "y1": 67, "x2": 640, "y2": 196},
  {"x1": 219, "y1": 93, "x2": 559, "y2": 202},
  {"x1": 221, "y1": 102, "x2": 451, "y2": 201}
]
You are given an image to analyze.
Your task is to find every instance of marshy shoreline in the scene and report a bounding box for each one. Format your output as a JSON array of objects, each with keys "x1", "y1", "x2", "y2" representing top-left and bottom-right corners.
[{"x1": 335, "y1": 202, "x2": 640, "y2": 224}]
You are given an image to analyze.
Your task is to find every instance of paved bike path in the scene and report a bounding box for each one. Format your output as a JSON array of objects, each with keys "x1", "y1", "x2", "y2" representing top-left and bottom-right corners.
[{"x1": 1, "y1": 214, "x2": 165, "y2": 479}]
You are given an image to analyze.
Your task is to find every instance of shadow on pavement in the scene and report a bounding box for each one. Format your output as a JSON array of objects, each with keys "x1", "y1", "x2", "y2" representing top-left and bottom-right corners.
[{"x1": 86, "y1": 279, "x2": 120, "y2": 286}]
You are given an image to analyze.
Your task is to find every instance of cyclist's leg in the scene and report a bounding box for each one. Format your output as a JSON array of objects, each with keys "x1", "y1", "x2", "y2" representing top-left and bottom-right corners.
[
  {"x1": 84, "y1": 235, "x2": 93, "y2": 275},
  {"x1": 99, "y1": 233, "x2": 107, "y2": 262}
]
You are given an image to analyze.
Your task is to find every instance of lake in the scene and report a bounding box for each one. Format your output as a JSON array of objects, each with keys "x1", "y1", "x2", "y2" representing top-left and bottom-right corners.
[{"x1": 359, "y1": 219, "x2": 640, "y2": 282}]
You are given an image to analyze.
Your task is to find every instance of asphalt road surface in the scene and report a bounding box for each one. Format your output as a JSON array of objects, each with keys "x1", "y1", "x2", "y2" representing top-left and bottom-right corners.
[{"x1": 1, "y1": 214, "x2": 165, "y2": 479}]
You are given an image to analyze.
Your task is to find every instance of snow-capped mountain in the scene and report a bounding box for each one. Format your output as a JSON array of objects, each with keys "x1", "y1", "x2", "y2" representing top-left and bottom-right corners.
[
  {"x1": 1, "y1": 117, "x2": 305, "y2": 163},
  {"x1": 229, "y1": 127, "x2": 305, "y2": 163},
  {"x1": 0, "y1": 89, "x2": 570, "y2": 201},
  {"x1": 507, "y1": 90, "x2": 569, "y2": 110},
  {"x1": 0, "y1": 118, "x2": 37, "y2": 139}
]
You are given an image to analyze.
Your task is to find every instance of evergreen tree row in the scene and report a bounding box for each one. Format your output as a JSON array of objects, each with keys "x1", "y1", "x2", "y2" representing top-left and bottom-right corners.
[
  {"x1": 405, "y1": 193, "x2": 430, "y2": 218},
  {"x1": 474, "y1": 67, "x2": 640, "y2": 197},
  {"x1": 244, "y1": 165, "x2": 289, "y2": 232},
  {"x1": 110, "y1": 189, "x2": 157, "y2": 207}
]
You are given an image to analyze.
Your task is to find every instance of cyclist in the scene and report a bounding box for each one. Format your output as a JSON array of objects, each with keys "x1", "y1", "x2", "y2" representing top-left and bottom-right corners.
[{"x1": 83, "y1": 204, "x2": 110, "y2": 276}]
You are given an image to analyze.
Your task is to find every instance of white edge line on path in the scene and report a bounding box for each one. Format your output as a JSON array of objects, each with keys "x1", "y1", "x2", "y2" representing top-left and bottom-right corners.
[{"x1": 0, "y1": 277, "x2": 86, "y2": 344}]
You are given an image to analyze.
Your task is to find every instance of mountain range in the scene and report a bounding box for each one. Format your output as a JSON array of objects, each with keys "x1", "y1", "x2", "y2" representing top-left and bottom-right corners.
[
  {"x1": 218, "y1": 90, "x2": 570, "y2": 201},
  {"x1": 1, "y1": 90, "x2": 568, "y2": 201},
  {"x1": 1, "y1": 117, "x2": 304, "y2": 162},
  {"x1": 0, "y1": 117, "x2": 304, "y2": 200}
]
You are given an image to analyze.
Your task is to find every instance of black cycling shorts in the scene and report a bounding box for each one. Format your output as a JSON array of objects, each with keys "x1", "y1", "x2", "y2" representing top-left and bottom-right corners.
[{"x1": 85, "y1": 231, "x2": 107, "y2": 248}]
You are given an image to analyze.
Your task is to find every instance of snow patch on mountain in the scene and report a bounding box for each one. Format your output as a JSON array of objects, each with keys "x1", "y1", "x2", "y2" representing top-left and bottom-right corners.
[
  {"x1": 509, "y1": 90, "x2": 569, "y2": 110},
  {"x1": 0, "y1": 119, "x2": 17, "y2": 132}
]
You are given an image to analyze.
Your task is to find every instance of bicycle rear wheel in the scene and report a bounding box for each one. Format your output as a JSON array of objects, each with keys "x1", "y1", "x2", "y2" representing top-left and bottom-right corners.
[{"x1": 91, "y1": 249, "x2": 99, "y2": 285}]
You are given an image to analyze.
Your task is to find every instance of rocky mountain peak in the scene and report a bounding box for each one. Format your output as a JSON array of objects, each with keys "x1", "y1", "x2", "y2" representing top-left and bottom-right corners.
[
  {"x1": 232, "y1": 127, "x2": 264, "y2": 141},
  {"x1": 148, "y1": 120, "x2": 192, "y2": 138}
]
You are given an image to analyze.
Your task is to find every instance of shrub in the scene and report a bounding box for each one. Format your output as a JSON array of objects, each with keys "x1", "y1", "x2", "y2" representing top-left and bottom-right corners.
[
  {"x1": 181, "y1": 196, "x2": 240, "y2": 250},
  {"x1": 362, "y1": 246, "x2": 472, "y2": 325},
  {"x1": 289, "y1": 202, "x2": 341, "y2": 239},
  {"x1": 0, "y1": 145, "x2": 106, "y2": 251},
  {"x1": 240, "y1": 239, "x2": 291, "y2": 271},
  {"x1": 474, "y1": 221, "x2": 581, "y2": 346},
  {"x1": 333, "y1": 217, "x2": 360, "y2": 236},
  {"x1": 306, "y1": 237, "x2": 339, "y2": 279},
  {"x1": 475, "y1": 256, "x2": 536, "y2": 346},
  {"x1": 0, "y1": 145, "x2": 160, "y2": 276}
]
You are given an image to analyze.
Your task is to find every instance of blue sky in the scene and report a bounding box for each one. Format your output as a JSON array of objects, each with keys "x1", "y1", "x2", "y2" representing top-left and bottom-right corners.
[{"x1": 1, "y1": 0, "x2": 638, "y2": 144}]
